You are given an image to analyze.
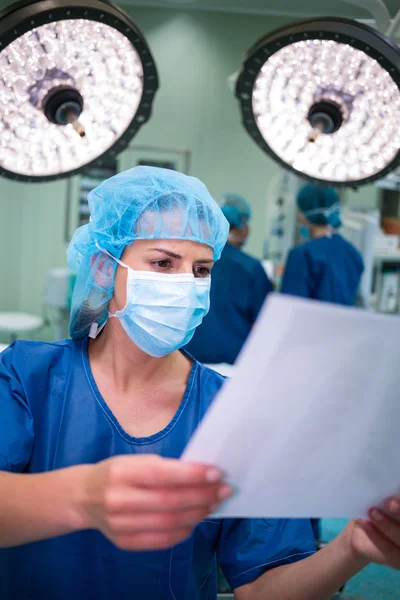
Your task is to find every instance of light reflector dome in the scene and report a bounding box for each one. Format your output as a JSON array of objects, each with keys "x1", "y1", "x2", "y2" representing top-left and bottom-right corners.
[
  {"x1": 0, "y1": 0, "x2": 159, "y2": 181},
  {"x1": 236, "y1": 18, "x2": 400, "y2": 187}
]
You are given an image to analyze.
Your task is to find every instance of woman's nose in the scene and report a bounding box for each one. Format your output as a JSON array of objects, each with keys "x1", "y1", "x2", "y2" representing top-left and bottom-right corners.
[{"x1": 179, "y1": 261, "x2": 195, "y2": 274}]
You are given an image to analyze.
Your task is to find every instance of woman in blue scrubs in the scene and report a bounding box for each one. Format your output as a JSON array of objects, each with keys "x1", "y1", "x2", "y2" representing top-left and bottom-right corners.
[
  {"x1": 281, "y1": 184, "x2": 364, "y2": 305},
  {"x1": 0, "y1": 167, "x2": 399, "y2": 600},
  {"x1": 186, "y1": 193, "x2": 273, "y2": 364}
]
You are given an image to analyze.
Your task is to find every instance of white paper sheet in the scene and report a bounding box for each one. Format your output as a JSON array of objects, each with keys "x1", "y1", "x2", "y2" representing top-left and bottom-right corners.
[{"x1": 183, "y1": 294, "x2": 400, "y2": 518}]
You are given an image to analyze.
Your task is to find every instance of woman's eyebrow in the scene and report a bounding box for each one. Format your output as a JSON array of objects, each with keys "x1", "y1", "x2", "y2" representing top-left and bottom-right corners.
[
  {"x1": 147, "y1": 248, "x2": 182, "y2": 259},
  {"x1": 147, "y1": 248, "x2": 213, "y2": 264}
]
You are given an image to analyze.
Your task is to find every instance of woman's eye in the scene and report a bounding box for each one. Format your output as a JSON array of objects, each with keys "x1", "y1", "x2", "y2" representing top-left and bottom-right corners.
[
  {"x1": 194, "y1": 266, "x2": 211, "y2": 278},
  {"x1": 152, "y1": 260, "x2": 171, "y2": 269}
]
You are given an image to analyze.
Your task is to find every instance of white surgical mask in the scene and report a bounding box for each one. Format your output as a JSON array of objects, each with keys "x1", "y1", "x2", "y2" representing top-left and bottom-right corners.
[{"x1": 92, "y1": 247, "x2": 211, "y2": 357}]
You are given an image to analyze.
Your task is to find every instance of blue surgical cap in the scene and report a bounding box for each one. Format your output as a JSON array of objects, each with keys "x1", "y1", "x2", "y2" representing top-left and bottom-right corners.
[
  {"x1": 67, "y1": 166, "x2": 229, "y2": 339},
  {"x1": 297, "y1": 184, "x2": 342, "y2": 228},
  {"x1": 219, "y1": 193, "x2": 251, "y2": 228}
]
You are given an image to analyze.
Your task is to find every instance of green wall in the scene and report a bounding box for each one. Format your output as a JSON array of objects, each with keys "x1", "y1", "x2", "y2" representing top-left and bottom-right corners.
[{"x1": 343, "y1": 185, "x2": 380, "y2": 211}]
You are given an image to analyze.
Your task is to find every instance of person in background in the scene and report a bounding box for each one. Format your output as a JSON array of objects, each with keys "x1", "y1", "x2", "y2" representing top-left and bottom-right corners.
[
  {"x1": 281, "y1": 184, "x2": 364, "y2": 306},
  {"x1": 281, "y1": 184, "x2": 364, "y2": 542},
  {"x1": 186, "y1": 193, "x2": 273, "y2": 365}
]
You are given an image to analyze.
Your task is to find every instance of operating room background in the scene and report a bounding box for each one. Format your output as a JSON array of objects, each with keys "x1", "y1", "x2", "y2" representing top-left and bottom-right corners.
[
  {"x1": 1, "y1": 2, "x2": 400, "y2": 598},
  {"x1": 0, "y1": 1, "x2": 383, "y2": 337}
]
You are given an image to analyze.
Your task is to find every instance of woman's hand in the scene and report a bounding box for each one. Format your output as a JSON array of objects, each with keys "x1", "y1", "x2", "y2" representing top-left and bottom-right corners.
[
  {"x1": 81, "y1": 454, "x2": 231, "y2": 551},
  {"x1": 345, "y1": 496, "x2": 400, "y2": 569}
]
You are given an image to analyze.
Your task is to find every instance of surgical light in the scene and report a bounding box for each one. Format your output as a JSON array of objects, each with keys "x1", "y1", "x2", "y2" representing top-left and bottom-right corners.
[
  {"x1": 0, "y1": 0, "x2": 159, "y2": 182},
  {"x1": 235, "y1": 18, "x2": 400, "y2": 187}
]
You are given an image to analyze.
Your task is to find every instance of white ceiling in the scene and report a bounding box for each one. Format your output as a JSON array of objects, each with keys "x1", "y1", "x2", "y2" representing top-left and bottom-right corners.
[{"x1": 120, "y1": 0, "x2": 400, "y2": 20}]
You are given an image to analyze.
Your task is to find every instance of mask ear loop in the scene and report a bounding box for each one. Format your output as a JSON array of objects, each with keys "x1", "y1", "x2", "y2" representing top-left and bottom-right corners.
[
  {"x1": 302, "y1": 204, "x2": 339, "y2": 238},
  {"x1": 303, "y1": 203, "x2": 340, "y2": 218},
  {"x1": 88, "y1": 243, "x2": 129, "y2": 339},
  {"x1": 95, "y1": 242, "x2": 129, "y2": 269},
  {"x1": 89, "y1": 321, "x2": 107, "y2": 339}
]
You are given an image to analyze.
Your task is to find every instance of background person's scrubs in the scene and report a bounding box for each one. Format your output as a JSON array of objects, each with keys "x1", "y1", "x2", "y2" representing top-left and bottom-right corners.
[
  {"x1": 281, "y1": 233, "x2": 364, "y2": 305},
  {"x1": 0, "y1": 339, "x2": 315, "y2": 600}
]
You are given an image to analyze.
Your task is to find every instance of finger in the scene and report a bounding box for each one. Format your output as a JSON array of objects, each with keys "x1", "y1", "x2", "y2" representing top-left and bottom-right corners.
[
  {"x1": 109, "y1": 506, "x2": 214, "y2": 534},
  {"x1": 360, "y1": 520, "x2": 400, "y2": 569},
  {"x1": 369, "y1": 508, "x2": 400, "y2": 548},
  {"x1": 115, "y1": 527, "x2": 193, "y2": 551},
  {"x1": 111, "y1": 455, "x2": 223, "y2": 488},
  {"x1": 160, "y1": 482, "x2": 231, "y2": 510},
  {"x1": 384, "y1": 497, "x2": 400, "y2": 525},
  {"x1": 105, "y1": 484, "x2": 231, "y2": 513},
  {"x1": 137, "y1": 457, "x2": 224, "y2": 488}
]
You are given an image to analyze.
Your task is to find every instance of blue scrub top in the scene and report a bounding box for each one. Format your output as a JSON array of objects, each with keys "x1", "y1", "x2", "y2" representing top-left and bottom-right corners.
[
  {"x1": 186, "y1": 243, "x2": 273, "y2": 364},
  {"x1": 281, "y1": 234, "x2": 364, "y2": 305},
  {"x1": 0, "y1": 338, "x2": 314, "y2": 599}
]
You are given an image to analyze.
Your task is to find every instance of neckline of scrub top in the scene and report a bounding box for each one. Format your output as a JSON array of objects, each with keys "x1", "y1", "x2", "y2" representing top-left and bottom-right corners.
[{"x1": 80, "y1": 336, "x2": 198, "y2": 446}]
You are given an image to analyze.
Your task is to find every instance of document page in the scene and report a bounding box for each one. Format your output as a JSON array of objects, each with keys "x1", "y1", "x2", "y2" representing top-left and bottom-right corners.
[{"x1": 183, "y1": 294, "x2": 400, "y2": 518}]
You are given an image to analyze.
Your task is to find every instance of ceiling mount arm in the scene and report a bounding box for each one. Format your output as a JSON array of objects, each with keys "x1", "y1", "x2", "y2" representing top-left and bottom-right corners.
[
  {"x1": 340, "y1": 0, "x2": 391, "y2": 32},
  {"x1": 386, "y1": 9, "x2": 400, "y2": 40}
]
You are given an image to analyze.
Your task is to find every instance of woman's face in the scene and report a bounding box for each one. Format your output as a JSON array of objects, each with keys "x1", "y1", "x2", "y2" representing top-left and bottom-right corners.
[{"x1": 110, "y1": 239, "x2": 214, "y2": 312}]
